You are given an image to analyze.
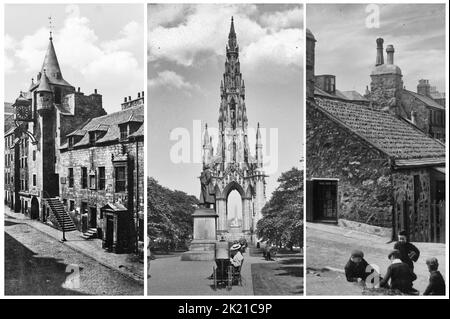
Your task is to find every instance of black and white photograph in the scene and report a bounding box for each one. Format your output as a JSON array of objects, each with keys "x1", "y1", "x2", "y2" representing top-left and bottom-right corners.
[
  {"x1": 3, "y1": 3, "x2": 145, "y2": 295},
  {"x1": 306, "y1": 3, "x2": 446, "y2": 296},
  {"x1": 147, "y1": 3, "x2": 303, "y2": 295}
]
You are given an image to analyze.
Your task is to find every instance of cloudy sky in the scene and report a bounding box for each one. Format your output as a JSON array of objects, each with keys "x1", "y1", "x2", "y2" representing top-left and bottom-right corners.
[
  {"x1": 148, "y1": 3, "x2": 303, "y2": 200},
  {"x1": 307, "y1": 3, "x2": 446, "y2": 94},
  {"x1": 4, "y1": 4, "x2": 144, "y2": 113}
]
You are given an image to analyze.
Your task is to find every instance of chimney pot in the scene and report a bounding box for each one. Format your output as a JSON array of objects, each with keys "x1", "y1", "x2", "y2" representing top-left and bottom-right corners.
[
  {"x1": 386, "y1": 45, "x2": 394, "y2": 65},
  {"x1": 77, "y1": 87, "x2": 80, "y2": 92},
  {"x1": 94, "y1": 89, "x2": 98, "y2": 94},
  {"x1": 124, "y1": 97, "x2": 127, "y2": 102},
  {"x1": 376, "y1": 38, "x2": 384, "y2": 66},
  {"x1": 142, "y1": 91, "x2": 144, "y2": 97},
  {"x1": 129, "y1": 96, "x2": 131, "y2": 101},
  {"x1": 138, "y1": 92, "x2": 140, "y2": 98}
]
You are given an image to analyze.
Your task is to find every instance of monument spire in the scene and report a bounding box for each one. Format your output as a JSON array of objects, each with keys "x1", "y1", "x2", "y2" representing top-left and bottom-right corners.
[{"x1": 228, "y1": 16, "x2": 237, "y2": 50}]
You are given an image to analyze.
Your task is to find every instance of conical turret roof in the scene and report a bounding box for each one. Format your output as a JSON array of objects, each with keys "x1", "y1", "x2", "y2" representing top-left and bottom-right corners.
[
  {"x1": 36, "y1": 70, "x2": 52, "y2": 93},
  {"x1": 39, "y1": 36, "x2": 72, "y2": 87}
]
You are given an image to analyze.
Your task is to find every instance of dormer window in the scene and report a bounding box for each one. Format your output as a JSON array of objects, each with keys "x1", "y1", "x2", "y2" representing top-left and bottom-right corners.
[
  {"x1": 89, "y1": 132, "x2": 96, "y2": 145},
  {"x1": 120, "y1": 124, "x2": 128, "y2": 140},
  {"x1": 68, "y1": 137, "x2": 74, "y2": 149}
]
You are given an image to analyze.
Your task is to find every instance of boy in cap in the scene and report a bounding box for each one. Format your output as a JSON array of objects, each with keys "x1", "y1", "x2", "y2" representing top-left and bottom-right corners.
[
  {"x1": 394, "y1": 230, "x2": 420, "y2": 272},
  {"x1": 423, "y1": 257, "x2": 446, "y2": 295},
  {"x1": 380, "y1": 249, "x2": 417, "y2": 294},
  {"x1": 344, "y1": 250, "x2": 370, "y2": 283}
]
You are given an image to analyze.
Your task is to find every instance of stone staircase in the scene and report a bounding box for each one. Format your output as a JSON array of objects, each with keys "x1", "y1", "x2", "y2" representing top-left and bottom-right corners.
[
  {"x1": 45, "y1": 198, "x2": 77, "y2": 232},
  {"x1": 81, "y1": 228, "x2": 98, "y2": 240}
]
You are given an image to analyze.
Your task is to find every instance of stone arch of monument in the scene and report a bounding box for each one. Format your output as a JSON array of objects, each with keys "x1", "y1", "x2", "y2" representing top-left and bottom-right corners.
[{"x1": 216, "y1": 180, "x2": 254, "y2": 241}]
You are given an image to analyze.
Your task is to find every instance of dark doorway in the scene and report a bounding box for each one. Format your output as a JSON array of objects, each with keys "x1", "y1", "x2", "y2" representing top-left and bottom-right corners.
[
  {"x1": 30, "y1": 197, "x2": 39, "y2": 220},
  {"x1": 89, "y1": 207, "x2": 97, "y2": 228},
  {"x1": 105, "y1": 215, "x2": 114, "y2": 250},
  {"x1": 313, "y1": 180, "x2": 338, "y2": 221},
  {"x1": 307, "y1": 179, "x2": 338, "y2": 223}
]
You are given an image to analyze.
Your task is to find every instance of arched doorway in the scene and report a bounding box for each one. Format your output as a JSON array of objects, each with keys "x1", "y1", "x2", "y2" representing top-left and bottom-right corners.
[
  {"x1": 227, "y1": 190, "x2": 242, "y2": 228},
  {"x1": 31, "y1": 196, "x2": 39, "y2": 220}
]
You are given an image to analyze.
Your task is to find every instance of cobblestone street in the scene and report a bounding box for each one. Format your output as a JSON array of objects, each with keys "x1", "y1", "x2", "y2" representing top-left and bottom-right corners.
[{"x1": 5, "y1": 212, "x2": 144, "y2": 296}]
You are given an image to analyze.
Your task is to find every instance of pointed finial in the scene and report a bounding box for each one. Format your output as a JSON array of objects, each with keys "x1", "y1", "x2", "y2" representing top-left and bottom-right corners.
[{"x1": 48, "y1": 16, "x2": 53, "y2": 40}]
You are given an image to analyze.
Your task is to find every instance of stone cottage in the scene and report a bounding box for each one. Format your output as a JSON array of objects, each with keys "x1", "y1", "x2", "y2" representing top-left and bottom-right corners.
[{"x1": 306, "y1": 29, "x2": 446, "y2": 243}]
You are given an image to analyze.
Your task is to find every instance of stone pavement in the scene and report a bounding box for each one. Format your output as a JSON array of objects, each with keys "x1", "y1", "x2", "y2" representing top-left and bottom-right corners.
[
  {"x1": 306, "y1": 222, "x2": 446, "y2": 295},
  {"x1": 4, "y1": 208, "x2": 143, "y2": 283},
  {"x1": 148, "y1": 250, "x2": 278, "y2": 295}
]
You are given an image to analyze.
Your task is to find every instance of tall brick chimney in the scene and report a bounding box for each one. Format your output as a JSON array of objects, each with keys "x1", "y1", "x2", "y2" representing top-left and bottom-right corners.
[{"x1": 376, "y1": 38, "x2": 384, "y2": 66}]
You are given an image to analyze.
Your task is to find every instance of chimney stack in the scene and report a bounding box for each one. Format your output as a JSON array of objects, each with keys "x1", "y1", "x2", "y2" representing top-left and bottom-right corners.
[
  {"x1": 376, "y1": 38, "x2": 384, "y2": 66},
  {"x1": 138, "y1": 92, "x2": 140, "y2": 98},
  {"x1": 386, "y1": 45, "x2": 395, "y2": 65},
  {"x1": 417, "y1": 79, "x2": 431, "y2": 97},
  {"x1": 128, "y1": 96, "x2": 131, "y2": 101},
  {"x1": 142, "y1": 91, "x2": 144, "y2": 97},
  {"x1": 94, "y1": 89, "x2": 98, "y2": 94}
]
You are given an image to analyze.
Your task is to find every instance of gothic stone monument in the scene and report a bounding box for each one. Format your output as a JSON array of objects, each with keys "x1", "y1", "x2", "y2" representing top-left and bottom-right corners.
[{"x1": 182, "y1": 18, "x2": 266, "y2": 261}]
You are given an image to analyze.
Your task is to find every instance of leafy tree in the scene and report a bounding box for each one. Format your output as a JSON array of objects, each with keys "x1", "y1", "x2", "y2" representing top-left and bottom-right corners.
[
  {"x1": 256, "y1": 167, "x2": 303, "y2": 249},
  {"x1": 147, "y1": 177, "x2": 198, "y2": 251}
]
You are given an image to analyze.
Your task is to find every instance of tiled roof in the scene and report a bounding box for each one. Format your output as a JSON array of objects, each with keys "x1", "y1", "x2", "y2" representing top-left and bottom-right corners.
[
  {"x1": 314, "y1": 96, "x2": 445, "y2": 161},
  {"x1": 430, "y1": 91, "x2": 445, "y2": 100},
  {"x1": 62, "y1": 104, "x2": 144, "y2": 149},
  {"x1": 339, "y1": 90, "x2": 368, "y2": 102},
  {"x1": 403, "y1": 90, "x2": 445, "y2": 110},
  {"x1": 315, "y1": 86, "x2": 368, "y2": 102}
]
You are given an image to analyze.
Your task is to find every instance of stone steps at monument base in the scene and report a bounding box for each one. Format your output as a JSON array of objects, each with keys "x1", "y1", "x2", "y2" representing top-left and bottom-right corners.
[{"x1": 181, "y1": 250, "x2": 215, "y2": 261}]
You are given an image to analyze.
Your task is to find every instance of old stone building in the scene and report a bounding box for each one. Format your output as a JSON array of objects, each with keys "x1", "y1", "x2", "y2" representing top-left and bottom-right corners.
[
  {"x1": 4, "y1": 32, "x2": 144, "y2": 253},
  {"x1": 306, "y1": 29, "x2": 446, "y2": 243},
  {"x1": 400, "y1": 80, "x2": 445, "y2": 141}
]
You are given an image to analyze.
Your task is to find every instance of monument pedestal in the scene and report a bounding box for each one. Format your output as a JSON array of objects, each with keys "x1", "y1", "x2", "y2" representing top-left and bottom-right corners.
[{"x1": 181, "y1": 207, "x2": 218, "y2": 261}]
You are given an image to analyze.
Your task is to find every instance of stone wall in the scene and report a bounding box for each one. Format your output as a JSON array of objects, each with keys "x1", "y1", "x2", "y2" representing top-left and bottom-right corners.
[
  {"x1": 307, "y1": 102, "x2": 394, "y2": 227},
  {"x1": 400, "y1": 92, "x2": 430, "y2": 135},
  {"x1": 369, "y1": 73, "x2": 403, "y2": 112}
]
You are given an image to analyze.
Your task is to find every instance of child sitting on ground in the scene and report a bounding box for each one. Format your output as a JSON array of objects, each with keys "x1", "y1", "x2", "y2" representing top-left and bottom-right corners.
[
  {"x1": 345, "y1": 250, "x2": 370, "y2": 283},
  {"x1": 423, "y1": 257, "x2": 446, "y2": 295},
  {"x1": 380, "y1": 249, "x2": 418, "y2": 294}
]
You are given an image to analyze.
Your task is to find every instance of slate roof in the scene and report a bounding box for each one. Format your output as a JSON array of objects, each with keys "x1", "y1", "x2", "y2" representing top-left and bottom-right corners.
[
  {"x1": 315, "y1": 86, "x2": 368, "y2": 102},
  {"x1": 61, "y1": 104, "x2": 144, "y2": 149},
  {"x1": 402, "y1": 90, "x2": 445, "y2": 110},
  {"x1": 314, "y1": 96, "x2": 445, "y2": 162}
]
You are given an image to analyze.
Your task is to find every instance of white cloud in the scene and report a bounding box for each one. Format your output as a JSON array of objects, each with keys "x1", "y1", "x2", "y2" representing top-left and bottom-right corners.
[
  {"x1": 148, "y1": 70, "x2": 199, "y2": 94},
  {"x1": 242, "y1": 28, "x2": 302, "y2": 69},
  {"x1": 102, "y1": 21, "x2": 141, "y2": 52},
  {"x1": 147, "y1": 4, "x2": 190, "y2": 29},
  {"x1": 148, "y1": 5, "x2": 267, "y2": 67},
  {"x1": 148, "y1": 4, "x2": 303, "y2": 84},
  {"x1": 260, "y1": 7, "x2": 303, "y2": 31},
  {"x1": 4, "y1": 34, "x2": 17, "y2": 73}
]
